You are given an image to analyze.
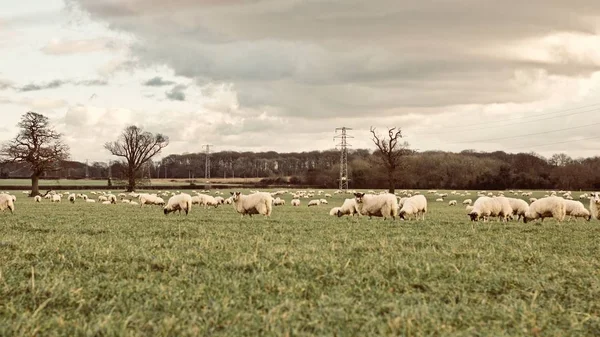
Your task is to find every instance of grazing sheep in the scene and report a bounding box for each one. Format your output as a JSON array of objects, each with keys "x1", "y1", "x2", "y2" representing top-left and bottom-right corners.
[
  {"x1": 329, "y1": 207, "x2": 341, "y2": 216},
  {"x1": 398, "y1": 195, "x2": 427, "y2": 220},
  {"x1": 354, "y1": 193, "x2": 398, "y2": 220},
  {"x1": 129, "y1": 201, "x2": 139, "y2": 205},
  {"x1": 529, "y1": 197, "x2": 538, "y2": 203},
  {"x1": 51, "y1": 194, "x2": 62, "y2": 203},
  {"x1": 590, "y1": 192, "x2": 600, "y2": 220},
  {"x1": 523, "y1": 196, "x2": 566, "y2": 223},
  {"x1": 214, "y1": 196, "x2": 225, "y2": 205},
  {"x1": 308, "y1": 199, "x2": 321, "y2": 207},
  {"x1": 462, "y1": 199, "x2": 472, "y2": 205},
  {"x1": 506, "y1": 197, "x2": 529, "y2": 221},
  {"x1": 448, "y1": 200, "x2": 457, "y2": 206},
  {"x1": 194, "y1": 194, "x2": 219, "y2": 208},
  {"x1": 291, "y1": 199, "x2": 301, "y2": 206},
  {"x1": 68, "y1": 194, "x2": 76, "y2": 203},
  {"x1": 319, "y1": 199, "x2": 328, "y2": 205},
  {"x1": 224, "y1": 197, "x2": 233, "y2": 205},
  {"x1": 564, "y1": 200, "x2": 591, "y2": 221},
  {"x1": 86, "y1": 199, "x2": 96, "y2": 203},
  {"x1": 230, "y1": 192, "x2": 273, "y2": 217},
  {"x1": 164, "y1": 193, "x2": 193, "y2": 215},
  {"x1": 101, "y1": 201, "x2": 112, "y2": 205},
  {"x1": 34, "y1": 195, "x2": 42, "y2": 203},
  {"x1": 435, "y1": 198, "x2": 444, "y2": 202},
  {"x1": 0, "y1": 194, "x2": 15, "y2": 213},
  {"x1": 466, "y1": 205, "x2": 474, "y2": 212},
  {"x1": 273, "y1": 197, "x2": 286, "y2": 206},
  {"x1": 98, "y1": 196, "x2": 108, "y2": 202},
  {"x1": 107, "y1": 194, "x2": 117, "y2": 204},
  {"x1": 140, "y1": 194, "x2": 165, "y2": 207},
  {"x1": 9, "y1": 195, "x2": 16, "y2": 202},
  {"x1": 336, "y1": 198, "x2": 361, "y2": 217},
  {"x1": 122, "y1": 199, "x2": 131, "y2": 204},
  {"x1": 468, "y1": 196, "x2": 512, "y2": 222}
]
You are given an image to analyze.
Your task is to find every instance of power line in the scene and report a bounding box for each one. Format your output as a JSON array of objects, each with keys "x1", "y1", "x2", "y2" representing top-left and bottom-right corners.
[
  {"x1": 506, "y1": 135, "x2": 600, "y2": 151},
  {"x1": 411, "y1": 104, "x2": 600, "y2": 136},
  {"x1": 446, "y1": 121, "x2": 600, "y2": 145},
  {"x1": 334, "y1": 127, "x2": 352, "y2": 191}
]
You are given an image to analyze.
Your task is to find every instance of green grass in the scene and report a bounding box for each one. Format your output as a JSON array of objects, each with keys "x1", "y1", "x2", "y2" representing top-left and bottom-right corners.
[{"x1": 1, "y1": 190, "x2": 599, "y2": 336}]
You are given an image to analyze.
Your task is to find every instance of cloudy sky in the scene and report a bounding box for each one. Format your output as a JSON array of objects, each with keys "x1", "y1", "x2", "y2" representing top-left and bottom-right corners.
[{"x1": 2, "y1": 0, "x2": 600, "y2": 162}]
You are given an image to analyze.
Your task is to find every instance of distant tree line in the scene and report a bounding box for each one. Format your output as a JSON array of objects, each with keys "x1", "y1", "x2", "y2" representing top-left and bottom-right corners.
[{"x1": 1, "y1": 149, "x2": 599, "y2": 190}]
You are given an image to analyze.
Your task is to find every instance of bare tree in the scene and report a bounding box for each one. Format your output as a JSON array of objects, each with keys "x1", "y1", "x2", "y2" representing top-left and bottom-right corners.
[
  {"x1": 370, "y1": 126, "x2": 412, "y2": 193},
  {"x1": 104, "y1": 125, "x2": 169, "y2": 192},
  {"x1": 1, "y1": 112, "x2": 70, "y2": 196}
]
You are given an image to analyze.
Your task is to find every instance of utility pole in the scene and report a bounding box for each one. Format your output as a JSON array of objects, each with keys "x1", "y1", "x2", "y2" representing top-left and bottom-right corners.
[
  {"x1": 85, "y1": 159, "x2": 89, "y2": 179},
  {"x1": 203, "y1": 144, "x2": 212, "y2": 179},
  {"x1": 334, "y1": 127, "x2": 353, "y2": 191}
]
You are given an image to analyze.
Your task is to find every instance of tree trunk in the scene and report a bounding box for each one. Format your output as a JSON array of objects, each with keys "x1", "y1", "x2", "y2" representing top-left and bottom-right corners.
[
  {"x1": 127, "y1": 167, "x2": 136, "y2": 192},
  {"x1": 31, "y1": 174, "x2": 40, "y2": 196},
  {"x1": 388, "y1": 169, "x2": 396, "y2": 194}
]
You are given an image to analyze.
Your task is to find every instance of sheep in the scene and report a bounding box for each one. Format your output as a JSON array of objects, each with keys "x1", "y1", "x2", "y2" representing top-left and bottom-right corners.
[
  {"x1": 129, "y1": 201, "x2": 139, "y2": 205},
  {"x1": 214, "y1": 196, "x2": 225, "y2": 205},
  {"x1": 34, "y1": 195, "x2": 42, "y2": 203},
  {"x1": 564, "y1": 200, "x2": 591, "y2": 221},
  {"x1": 353, "y1": 193, "x2": 398, "y2": 220},
  {"x1": 523, "y1": 196, "x2": 566, "y2": 223},
  {"x1": 319, "y1": 199, "x2": 328, "y2": 205},
  {"x1": 502, "y1": 197, "x2": 529, "y2": 221},
  {"x1": 51, "y1": 194, "x2": 62, "y2": 203},
  {"x1": 398, "y1": 195, "x2": 427, "y2": 220},
  {"x1": 529, "y1": 197, "x2": 538, "y2": 203},
  {"x1": 590, "y1": 192, "x2": 600, "y2": 220},
  {"x1": 86, "y1": 199, "x2": 96, "y2": 203},
  {"x1": 329, "y1": 207, "x2": 341, "y2": 216},
  {"x1": 0, "y1": 194, "x2": 15, "y2": 213},
  {"x1": 140, "y1": 194, "x2": 165, "y2": 207},
  {"x1": 291, "y1": 199, "x2": 301, "y2": 206},
  {"x1": 9, "y1": 195, "x2": 16, "y2": 202},
  {"x1": 122, "y1": 199, "x2": 131, "y2": 204},
  {"x1": 462, "y1": 199, "x2": 472, "y2": 205},
  {"x1": 308, "y1": 199, "x2": 321, "y2": 207},
  {"x1": 194, "y1": 194, "x2": 219, "y2": 208},
  {"x1": 224, "y1": 197, "x2": 233, "y2": 205},
  {"x1": 448, "y1": 200, "x2": 457, "y2": 206},
  {"x1": 164, "y1": 193, "x2": 193, "y2": 215},
  {"x1": 98, "y1": 196, "x2": 108, "y2": 202},
  {"x1": 107, "y1": 194, "x2": 117, "y2": 204},
  {"x1": 468, "y1": 196, "x2": 512, "y2": 222},
  {"x1": 230, "y1": 191, "x2": 273, "y2": 217},
  {"x1": 336, "y1": 198, "x2": 361, "y2": 217},
  {"x1": 466, "y1": 205, "x2": 474, "y2": 212},
  {"x1": 273, "y1": 197, "x2": 286, "y2": 206},
  {"x1": 68, "y1": 193, "x2": 76, "y2": 203}
]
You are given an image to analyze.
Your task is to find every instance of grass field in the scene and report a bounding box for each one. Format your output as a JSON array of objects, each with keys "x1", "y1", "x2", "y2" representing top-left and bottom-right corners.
[{"x1": 1, "y1": 189, "x2": 600, "y2": 336}]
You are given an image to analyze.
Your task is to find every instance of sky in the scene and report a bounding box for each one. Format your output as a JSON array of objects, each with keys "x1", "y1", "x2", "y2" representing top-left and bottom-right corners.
[{"x1": 2, "y1": 0, "x2": 600, "y2": 162}]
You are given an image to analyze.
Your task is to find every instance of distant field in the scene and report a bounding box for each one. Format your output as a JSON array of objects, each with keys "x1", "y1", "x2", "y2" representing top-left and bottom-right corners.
[
  {"x1": 1, "y1": 189, "x2": 599, "y2": 335},
  {"x1": 0, "y1": 177, "x2": 269, "y2": 187}
]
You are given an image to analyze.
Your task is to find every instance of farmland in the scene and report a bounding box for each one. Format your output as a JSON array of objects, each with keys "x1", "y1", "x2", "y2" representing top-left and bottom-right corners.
[{"x1": 1, "y1": 189, "x2": 600, "y2": 336}]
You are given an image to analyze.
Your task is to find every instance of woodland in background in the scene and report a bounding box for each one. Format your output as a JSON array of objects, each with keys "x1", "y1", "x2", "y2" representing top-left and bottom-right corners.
[{"x1": 0, "y1": 150, "x2": 597, "y2": 190}]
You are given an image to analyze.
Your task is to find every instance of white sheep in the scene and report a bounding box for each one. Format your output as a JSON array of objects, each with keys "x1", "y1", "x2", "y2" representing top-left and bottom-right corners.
[
  {"x1": 164, "y1": 193, "x2": 193, "y2": 215},
  {"x1": 336, "y1": 198, "x2": 361, "y2": 217},
  {"x1": 435, "y1": 198, "x2": 444, "y2": 202},
  {"x1": 215, "y1": 196, "x2": 225, "y2": 205},
  {"x1": 308, "y1": 199, "x2": 321, "y2": 207},
  {"x1": 230, "y1": 192, "x2": 273, "y2": 217},
  {"x1": 68, "y1": 193, "x2": 76, "y2": 203},
  {"x1": 51, "y1": 194, "x2": 62, "y2": 203},
  {"x1": 523, "y1": 196, "x2": 566, "y2": 223},
  {"x1": 129, "y1": 201, "x2": 139, "y2": 205},
  {"x1": 398, "y1": 195, "x2": 427, "y2": 220},
  {"x1": 564, "y1": 200, "x2": 591, "y2": 221},
  {"x1": 354, "y1": 193, "x2": 398, "y2": 220},
  {"x1": 590, "y1": 192, "x2": 600, "y2": 220},
  {"x1": 107, "y1": 194, "x2": 117, "y2": 204},
  {"x1": 0, "y1": 194, "x2": 15, "y2": 213},
  {"x1": 505, "y1": 197, "x2": 529, "y2": 221},
  {"x1": 34, "y1": 195, "x2": 42, "y2": 203},
  {"x1": 140, "y1": 194, "x2": 165, "y2": 207},
  {"x1": 448, "y1": 200, "x2": 457, "y2": 206},
  {"x1": 462, "y1": 199, "x2": 472, "y2": 205},
  {"x1": 329, "y1": 207, "x2": 341, "y2": 216},
  {"x1": 273, "y1": 197, "x2": 286, "y2": 206},
  {"x1": 86, "y1": 199, "x2": 96, "y2": 203},
  {"x1": 319, "y1": 199, "x2": 328, "y2": 205},
  {"x1": 291, "y1": 199, "x2": 301, "y2": 206},
  {"x1": 529, "y1": 197, "x2": 538, "y2": 203},
  {"x1": 468, "y1": 196, "x2": 512, "y2": 222},
  {"x1": 98, "y1": 196, "x2": 108, "y2": 202}
]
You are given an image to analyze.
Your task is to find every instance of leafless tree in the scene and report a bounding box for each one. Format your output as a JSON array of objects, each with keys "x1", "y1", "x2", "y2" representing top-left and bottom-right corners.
[
  {"x1": 370, "y1": 126, "x2": 412, "y2": 193},
  {"x1": 105, "y1": 125, "x2": 169, "y2": 192},
  {"x1": 1, "y1": 112, "x2": 70, "y2": 196}
]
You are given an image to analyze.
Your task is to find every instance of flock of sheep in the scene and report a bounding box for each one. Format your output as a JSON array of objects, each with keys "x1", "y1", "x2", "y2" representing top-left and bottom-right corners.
[{"x1": 1, "y1": 188, "x2": 600, "y2": 224}]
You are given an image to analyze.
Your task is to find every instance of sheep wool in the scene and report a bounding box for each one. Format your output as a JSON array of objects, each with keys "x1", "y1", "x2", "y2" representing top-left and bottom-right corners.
[
  {"x1": 291, "y1": 199, "x2": 301, "y2": 206},
  {"x1": 336, "y1": 198, "x2": 361, "y2": 217},
  {"x1": 0, "y1": 193, "x2": 15, "y2": 213},
  {"x1": 524, "y1": 196, "x2": 566, "y2": 223},
  {"x1": 164, "y1": 193, "x2": 193, "y2": 215},
  {"x1": 230, "y1": 192, "x2": 273, "y2": 217},
  {"x1": 398, "y1": 195, "x2": 427, "y2": 220},
  {"x1": 354, "y1": 192, "x2": 398, "y2": 220},
  {"x1": 564, "y1": 200, "x2": 591, "y2": 221},
  {"x1": 590, "y1": 192, "x2": 600, "y2": 220}
]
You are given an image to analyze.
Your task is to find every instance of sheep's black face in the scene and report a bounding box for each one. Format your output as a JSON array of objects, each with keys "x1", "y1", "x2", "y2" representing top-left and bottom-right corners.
[
  {"x1": 230, "y1": 192, "x2": 242, "y2": 201},
  {"x1": 592, "y1": 193, "x2": 600, "y2": 205},
  {"x1": 468, "y1": 212, "x2": 478, "y2": 221},
  {"x1": 399, "y1": 211, "x2": 406, "y2": 220},
  {"x1": 336, "y1": 210, "x2": 343, "y2": 217},
  {"x1": 354, "y1": 192, "x2": 365, "y2": 204},
  {"x1": 587, "y1": 214, "x2": 592, "y2": 221},
  {"x1": 163, "y1": 208, "x2": 168, "y2": 215}
]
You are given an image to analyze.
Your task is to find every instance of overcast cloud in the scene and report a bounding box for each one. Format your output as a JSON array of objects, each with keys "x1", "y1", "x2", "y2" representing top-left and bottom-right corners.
[{"x1": 1, "y1": 0, "x2": 600, "y2": 161}]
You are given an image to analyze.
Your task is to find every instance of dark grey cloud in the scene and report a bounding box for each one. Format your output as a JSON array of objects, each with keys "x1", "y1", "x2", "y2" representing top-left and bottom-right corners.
[
  {"x1": 165, "y1": 84, "x2": 186, "y2": 101},
  {"x1": 143, "y1": 76, "x2": 175, "y2": 86},
  {"x1": 18, "y1": 79, "x2": 107, "y2": 92}
]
